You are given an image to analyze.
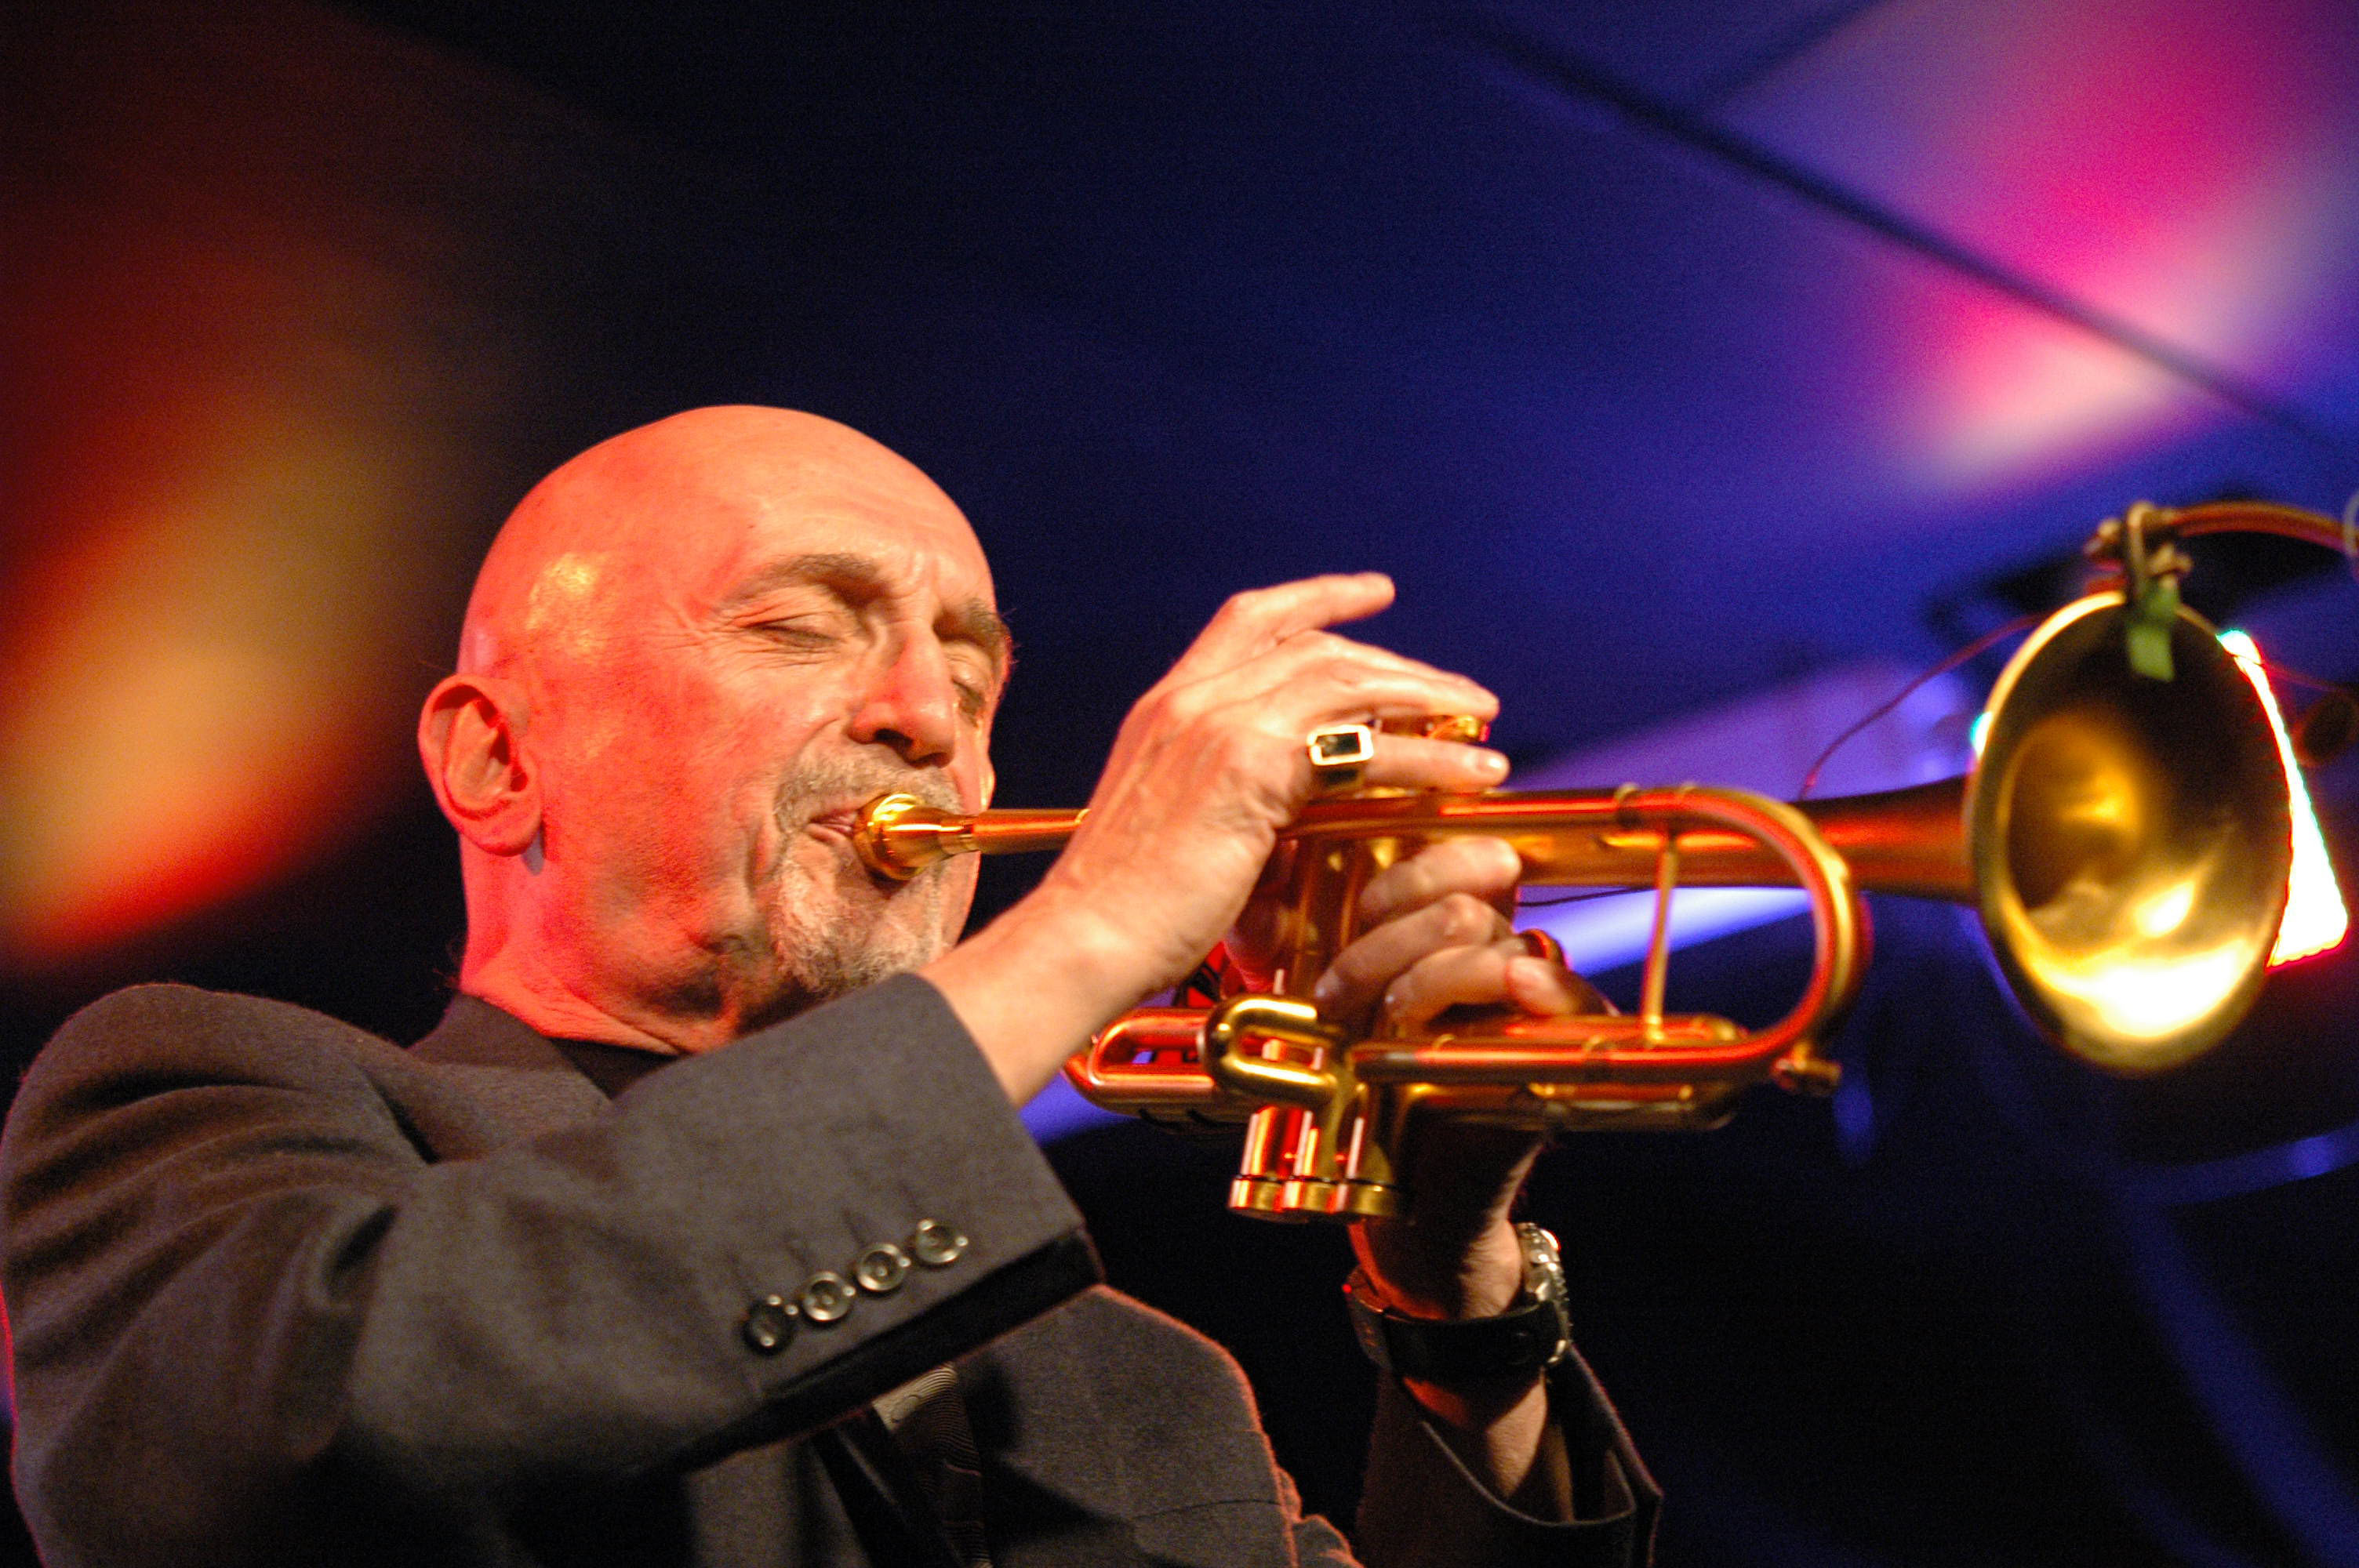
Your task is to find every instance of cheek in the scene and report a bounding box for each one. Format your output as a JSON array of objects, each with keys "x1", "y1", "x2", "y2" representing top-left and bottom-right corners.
[
  {"x1": 544, "y1": 661, "x2": 807, "y2": 880},
  {"x1": 959, "y1": 721, "x2": 998, "y2": 813}
]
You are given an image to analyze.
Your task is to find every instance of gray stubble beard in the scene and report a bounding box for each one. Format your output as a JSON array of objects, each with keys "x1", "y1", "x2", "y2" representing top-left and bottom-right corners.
[{"x1": 754, "y1": 756, "x2": 970, "y2": 1019}]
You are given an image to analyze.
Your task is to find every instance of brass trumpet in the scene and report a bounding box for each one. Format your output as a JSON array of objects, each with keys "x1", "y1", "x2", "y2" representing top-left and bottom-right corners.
[{"x1": 856, "y1": 503, "x2": 2344, "y2": 1220}]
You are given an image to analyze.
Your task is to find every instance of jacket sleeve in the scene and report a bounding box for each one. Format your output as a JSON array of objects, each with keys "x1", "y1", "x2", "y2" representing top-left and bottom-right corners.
[
  {"x1": 1354, "y1": 1345, "x2": 1660, "y2": 1568},
  {"x1": 0, "y1": 976, "x2": 1099, "y2": 1566}
]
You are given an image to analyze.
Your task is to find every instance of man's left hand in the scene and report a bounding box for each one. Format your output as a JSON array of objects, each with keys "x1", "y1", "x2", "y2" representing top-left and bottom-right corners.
[
  {"x1": 1275, "y1": 835, "x2": 1599, "y2": 1320},
  {"x1": 1268, "y1": 834, "x2": 1606, "y2": 1513}
]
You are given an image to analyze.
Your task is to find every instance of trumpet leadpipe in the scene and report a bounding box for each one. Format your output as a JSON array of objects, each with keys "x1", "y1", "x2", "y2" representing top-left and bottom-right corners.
[{"x1": 854, "y1": 781, "x2": 1976, "y2": 903}]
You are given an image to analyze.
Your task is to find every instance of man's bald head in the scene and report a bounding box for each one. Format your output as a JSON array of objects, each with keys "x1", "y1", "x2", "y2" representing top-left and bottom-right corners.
[
  {"x1": 460, "y1": 406, "x2": 995, "y2": 679},
  {"x1": 420, "y1": 407, "x2": 1007, "y2": 1052}
]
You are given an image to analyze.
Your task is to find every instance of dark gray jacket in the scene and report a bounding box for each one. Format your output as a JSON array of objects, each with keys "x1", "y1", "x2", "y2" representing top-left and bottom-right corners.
[{"x1": 1, "y1": 976, "x2": 1656, "y2": 1566}]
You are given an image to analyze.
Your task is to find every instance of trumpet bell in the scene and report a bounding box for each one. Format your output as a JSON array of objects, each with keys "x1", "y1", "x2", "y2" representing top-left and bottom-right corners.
[{"x1": 1971, "y1": 594, "x2": 2292, "y2": 1073}]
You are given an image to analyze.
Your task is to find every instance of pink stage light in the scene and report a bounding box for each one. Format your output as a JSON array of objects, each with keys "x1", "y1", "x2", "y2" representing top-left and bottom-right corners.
[{"x1": 1728, "y1": 0, "x2": 2359, "y2": 495}]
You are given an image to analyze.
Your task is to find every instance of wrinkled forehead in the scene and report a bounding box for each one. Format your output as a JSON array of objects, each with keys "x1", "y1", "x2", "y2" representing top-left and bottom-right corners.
[
  {"x1": 702, "y1": 475, "x2": 996, "y2": 616},
  {"x1": 600, "y1": 423, "x2": 992, "y2": 608},
  {"x1": 465, "y1": 410, "x2": 997, "y2": 670}
]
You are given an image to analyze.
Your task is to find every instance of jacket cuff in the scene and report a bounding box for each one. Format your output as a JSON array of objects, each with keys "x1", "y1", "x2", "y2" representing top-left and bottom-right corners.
[
  {"x1": 1400, "y1": 1345, "x2": 1662, "y2": 1563},
  {"x1": 611, "y1": 973, "x2": 1101, "y2": 1457}
]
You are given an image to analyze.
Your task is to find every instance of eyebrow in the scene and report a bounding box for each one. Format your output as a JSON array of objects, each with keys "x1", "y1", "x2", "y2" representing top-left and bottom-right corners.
[
  {"x1": 943, "y1": 597, "x2": 1016, "y2": 676},
  {"x1": 727, "y1": 550, "x2": 1012, "y2": 677}
]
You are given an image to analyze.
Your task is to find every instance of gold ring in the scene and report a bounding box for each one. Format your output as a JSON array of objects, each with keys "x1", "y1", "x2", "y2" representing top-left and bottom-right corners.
[
  {"x1": 1305, "y1": 722, "x2": 1376, "y2": 795},
  {"x1": 1518, "y1": 927, "x2": 1565, "y2": 966}
]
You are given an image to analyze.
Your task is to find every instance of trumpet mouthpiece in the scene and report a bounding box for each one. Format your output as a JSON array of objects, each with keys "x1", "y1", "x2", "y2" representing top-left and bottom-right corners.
[{"x1": 852, "y1": 793, "x2": 965, "y2": 880}]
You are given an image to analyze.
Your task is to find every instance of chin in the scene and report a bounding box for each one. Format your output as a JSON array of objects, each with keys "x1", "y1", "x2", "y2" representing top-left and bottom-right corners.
[{"x1": 758, "y1": 868, "x2": 959, "y2": 1011}]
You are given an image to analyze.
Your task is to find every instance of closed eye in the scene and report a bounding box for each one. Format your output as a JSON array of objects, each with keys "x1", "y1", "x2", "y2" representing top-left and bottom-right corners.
[
  {"x1": 947, "y1": 659, "x2": 998, "y2": 722},
  {"x1": 746, "y1": 618, "x2": 842, "y2": 654}
]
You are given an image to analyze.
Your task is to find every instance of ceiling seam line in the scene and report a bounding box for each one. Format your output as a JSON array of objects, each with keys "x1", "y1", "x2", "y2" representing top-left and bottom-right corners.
[{"x1": 1687, "y1": 0, "x2": 1906, "y2": 111}]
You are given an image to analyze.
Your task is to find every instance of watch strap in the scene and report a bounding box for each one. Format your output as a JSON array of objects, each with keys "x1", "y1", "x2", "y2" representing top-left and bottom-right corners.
[{"x1": 1344, "y1": 1224, "x2": 1572, "y2": 1383}]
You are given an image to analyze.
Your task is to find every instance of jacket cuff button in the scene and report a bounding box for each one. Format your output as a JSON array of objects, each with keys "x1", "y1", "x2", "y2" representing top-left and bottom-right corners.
[
  {"x1": 855, "y1": 1243, "x2": 911, "y2": 1294},
  {"x1": 742, "y1": 1294, "x2": 798, "y2": 1354},
  {"x1": 800, "y1": 1271, "x2": 856, "y2": 1323},
  {"x1": 911, "y1": 1219, "x2": 969, "y2": 1267}
]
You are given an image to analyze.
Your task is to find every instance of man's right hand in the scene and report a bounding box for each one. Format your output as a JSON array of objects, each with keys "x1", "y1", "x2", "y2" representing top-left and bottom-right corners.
[{"x1": 922, "y1": 573, "x2": 1507, "y2": 1104}]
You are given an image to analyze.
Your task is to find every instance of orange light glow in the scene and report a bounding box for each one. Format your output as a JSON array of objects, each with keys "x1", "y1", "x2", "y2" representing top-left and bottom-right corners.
[
  {"x1": 2, "y1": 0, "x2": 614, "y2": 968},
  {"x1": 0, "y1": 391, "x2": 412, "y2": 962}
]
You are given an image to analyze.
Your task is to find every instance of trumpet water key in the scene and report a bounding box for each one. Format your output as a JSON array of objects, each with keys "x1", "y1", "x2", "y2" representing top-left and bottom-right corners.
[{"x1": 856, "y1": 502, "x2": 2350, "y2": 1220}]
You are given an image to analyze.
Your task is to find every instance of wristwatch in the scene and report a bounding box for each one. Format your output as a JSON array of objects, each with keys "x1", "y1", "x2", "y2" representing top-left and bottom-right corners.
[{"x1": 1343, "y1": 1224, "x2": 1572, "y2": 1383}]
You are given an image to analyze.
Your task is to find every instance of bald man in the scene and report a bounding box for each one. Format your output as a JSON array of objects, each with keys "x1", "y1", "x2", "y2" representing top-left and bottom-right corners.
[{"x1": 2, "y1": 408, "x2": 1656, "y2": 1567}]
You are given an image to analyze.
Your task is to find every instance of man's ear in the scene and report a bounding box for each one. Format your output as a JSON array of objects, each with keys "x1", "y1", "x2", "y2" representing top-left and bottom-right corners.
[{"x1": 418, "y1": 674, "x2": 540, "y2": 856}]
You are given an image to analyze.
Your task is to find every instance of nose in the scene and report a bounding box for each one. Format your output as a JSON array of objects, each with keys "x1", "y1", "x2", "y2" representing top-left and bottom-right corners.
[{"x1": 845, "y1": 633, "x2": 962, "y2": 768}]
